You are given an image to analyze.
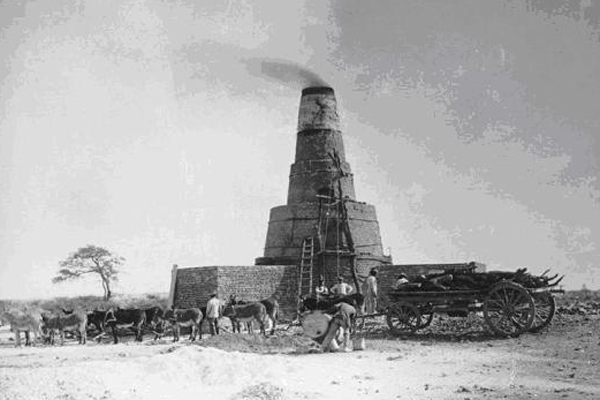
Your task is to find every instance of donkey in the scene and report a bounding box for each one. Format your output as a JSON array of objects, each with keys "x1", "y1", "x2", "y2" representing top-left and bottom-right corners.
[{"x1": 222, "y1": 299, "x2": 267, "y2": 336}]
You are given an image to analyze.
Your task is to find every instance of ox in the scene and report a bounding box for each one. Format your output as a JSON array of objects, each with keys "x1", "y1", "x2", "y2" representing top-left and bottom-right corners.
[
  {"x1": 104, "y1": 308, "x2": 146, "y2": 344},
  {"x1": 154, "y1": 308, "x2": 203, "y2": 342},
  {"x1": 41, "y1": 311, "x2": 87, "y2": 345},
  {"x1": 1, "y1": 309, "x2": 42, "y2": 346},
  {"x1": 222, "y1": 300, "x2": 267, "y2": 336}
]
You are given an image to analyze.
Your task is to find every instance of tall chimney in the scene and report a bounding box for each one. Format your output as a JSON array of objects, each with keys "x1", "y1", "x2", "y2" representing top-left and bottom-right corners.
[
  {"x1": 256, "y1": 86, "x2": 391, "y2": 285},
  {"x1": 297, "y1": 86, "x2": 340, "y2": 132},
  {"x1": 288, "y1": 87, "x2": 355, "y2": 204}
]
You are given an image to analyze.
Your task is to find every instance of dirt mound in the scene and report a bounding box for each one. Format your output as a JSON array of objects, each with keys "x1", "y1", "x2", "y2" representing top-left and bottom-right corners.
[
  {"x1": 193, "y1": 330, "x2": 319, "y2": 354},
  {"x1": 231, "y1": 382, "x2": 285, "y2": 400}
]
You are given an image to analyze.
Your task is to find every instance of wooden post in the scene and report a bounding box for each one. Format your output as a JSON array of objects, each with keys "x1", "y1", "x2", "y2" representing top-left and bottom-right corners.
[
  {"x1": 328, "y1": 150, "x2": 361, "y2": 294},
  {"x1": 167, "y1": 264, "x2": 178, "y2": 309}
]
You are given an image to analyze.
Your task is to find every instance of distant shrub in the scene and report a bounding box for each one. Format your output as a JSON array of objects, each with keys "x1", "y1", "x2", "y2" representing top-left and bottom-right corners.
[
  {"x1": 0, "y1": 293, "x2": 168, "y2": 314},
  {"x1": 556, "y1": 289, "x2": 600, "y2": 306}
]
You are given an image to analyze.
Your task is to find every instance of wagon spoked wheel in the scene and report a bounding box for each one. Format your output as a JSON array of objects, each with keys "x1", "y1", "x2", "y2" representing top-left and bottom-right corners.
[
  {"x1": 418, "y1": 304, "x2": 434, "y2": 329},
  {"x1": 483, "y1": 281, "x2": 535, "y2": 337},
  {"x1": 386, "y1": 301, "x2": 421, "y2": 335},
  {"x1": 529, "y1": 292, "x2": 556, "y2": 333}
]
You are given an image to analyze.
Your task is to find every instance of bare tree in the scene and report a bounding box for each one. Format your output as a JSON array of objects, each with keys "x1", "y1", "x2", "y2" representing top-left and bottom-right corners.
[{"x1": 53, "y1": 245, "x2": 124, "y2": 300}]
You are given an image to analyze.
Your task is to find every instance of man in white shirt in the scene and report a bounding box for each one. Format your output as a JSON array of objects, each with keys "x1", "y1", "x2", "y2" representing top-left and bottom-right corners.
[
  {"x1": 330, "y1": 276, "x2": 354, "y2": 296},
  {"x1": 206, "y1": 293, "x2": 221, "y2": 335},
  {"x1": 315, "y1": 276, "x2": 329, "y2": 301},
  {"x1": 361, "y1": 269, "x2": 378, "y2": 314},
  {"x1": 393, "y1": 273, "x2": 410, "y2": 290}
]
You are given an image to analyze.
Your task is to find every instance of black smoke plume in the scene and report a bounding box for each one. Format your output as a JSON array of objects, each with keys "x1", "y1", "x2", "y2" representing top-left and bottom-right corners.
[{"x1": 243, "y1": 58, "x2": 329, "y2": 89}]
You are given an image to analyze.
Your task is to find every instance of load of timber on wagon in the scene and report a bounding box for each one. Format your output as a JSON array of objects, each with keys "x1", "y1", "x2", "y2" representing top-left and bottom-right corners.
[
  {"x1": 393, "y1": 267, "x2": 563, "y2": 292},
  {"x1": 384, "y1": 268, "x2": 564, "y2": 338}
]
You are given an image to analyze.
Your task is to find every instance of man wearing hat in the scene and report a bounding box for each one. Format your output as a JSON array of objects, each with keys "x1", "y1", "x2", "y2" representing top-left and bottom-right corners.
[
  {"x1": 393, "y1": 273, "x2": 410, "y2": 290},
  {"x1": 361, "y1": 268, "x2": 378, "y2": 314},
  {"x1": 330, "y1": 276, "x2": 354, "y2": 296},
  {"x1": 206, "y1": 292, "x2": 221, "y2": 335}
]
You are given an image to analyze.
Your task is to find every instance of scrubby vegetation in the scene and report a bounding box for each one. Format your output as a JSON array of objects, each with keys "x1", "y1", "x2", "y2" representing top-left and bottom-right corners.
[
  {"x1": 0, "y1": 293, "x2": 168, "y2": 313},
  {"x1": 556, "y1": 288, "x2": 600, "y2": 306}
]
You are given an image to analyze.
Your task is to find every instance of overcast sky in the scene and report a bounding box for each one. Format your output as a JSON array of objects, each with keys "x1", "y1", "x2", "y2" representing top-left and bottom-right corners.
[{"x1": 1, "y1": 0, "x2": 599, "y2": 299}]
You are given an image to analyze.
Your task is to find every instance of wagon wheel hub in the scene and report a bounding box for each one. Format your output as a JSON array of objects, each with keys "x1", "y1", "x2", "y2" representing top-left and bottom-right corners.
[
  {"x1": 483, "y1": 281, "x2": 535, "y2": 338},
  {"x1": 386, "y1": 302, "x2": 421, "y2": 335},
  {"x1": 503, "y1": 305, "x2": 515, "y2": 315}
]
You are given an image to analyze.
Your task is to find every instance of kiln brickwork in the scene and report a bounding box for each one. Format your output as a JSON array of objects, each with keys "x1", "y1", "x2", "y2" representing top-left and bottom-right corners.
[
  {"x1": 256, "y1": 86, "x2": 392, "y2": 287},
  {"x1": 169, "y1": 86, "x2": 486, "y2": 320},
  {"x1": 172, "y1": 266, "x2": 218, "y2": 309},
  {"x1": 172, "y1": 265, "x2": 299, "y2": 318}
]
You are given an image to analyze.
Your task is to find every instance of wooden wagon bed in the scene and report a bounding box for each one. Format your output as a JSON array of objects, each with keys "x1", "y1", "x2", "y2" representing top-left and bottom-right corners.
[{"x1": 359, "y1": 270, "x2": 563, "y2": 337}]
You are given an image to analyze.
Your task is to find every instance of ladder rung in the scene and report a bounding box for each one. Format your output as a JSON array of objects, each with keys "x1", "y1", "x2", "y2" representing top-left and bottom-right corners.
[{"x1": 298, "y1": 236, "x2": 315, "y2": 302}]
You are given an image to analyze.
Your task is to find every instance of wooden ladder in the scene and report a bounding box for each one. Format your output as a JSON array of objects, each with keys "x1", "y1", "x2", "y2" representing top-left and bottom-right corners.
[{"x1": 297, "y1": 236, "x2": 315, "y2": 302}]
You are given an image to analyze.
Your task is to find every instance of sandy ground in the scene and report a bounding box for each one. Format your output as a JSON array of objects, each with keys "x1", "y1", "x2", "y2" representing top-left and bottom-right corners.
[{"x1": 0, "y1": 313, "x2": 598, "y2": 400}]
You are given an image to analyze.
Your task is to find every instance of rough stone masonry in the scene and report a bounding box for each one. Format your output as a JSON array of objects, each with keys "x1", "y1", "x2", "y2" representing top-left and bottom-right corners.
[
  {"x1": 255, "y1": 86, "x2": 392, "y2": 283},
  {"x1": 169, "y1": 86, "x2": 483, "y2": 318}
]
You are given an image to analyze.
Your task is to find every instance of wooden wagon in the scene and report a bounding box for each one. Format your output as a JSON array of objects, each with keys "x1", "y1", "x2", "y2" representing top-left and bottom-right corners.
[{"x1": 378, "y1": 270, "x2": 563, "y2": 337}]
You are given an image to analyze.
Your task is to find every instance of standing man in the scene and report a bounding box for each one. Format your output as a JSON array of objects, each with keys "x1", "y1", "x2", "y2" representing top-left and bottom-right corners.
[
  {"x1": 330, "y1": 276, "x2": 354, "y2": 296},
  {"x1": 361, "y1": 269, "x2": 378, "y2": 314},
  {"x1": 206, "y1": 293, "x2": 221, "y2": 336},
  {"x1": 315, "y1": 276, "x2": 329, "y2": 301}
]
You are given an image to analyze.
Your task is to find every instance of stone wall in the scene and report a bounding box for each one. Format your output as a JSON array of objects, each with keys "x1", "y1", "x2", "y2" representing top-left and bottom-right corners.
[
  {"x1": 172, "y1": 266, "x2": 218, "y2": 309},
  {"x1": 171, "y1": 262, "x2": 485, "y2": 320},
  {"x1": 172, "y1": 265, "x2": 299, "y2": 319},
  {"x1": 261, "y1": 201, "x2": 386, "y2": 260},
  {"x1": 217, "y1": 265, "x2": 299, "y2": 318}
]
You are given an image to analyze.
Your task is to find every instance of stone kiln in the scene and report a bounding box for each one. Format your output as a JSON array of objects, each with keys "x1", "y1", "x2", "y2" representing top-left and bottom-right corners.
[
  {"x1": 255, "y1": 86, "x2": 391, "y2": 286},
  {"x1": 168, "y1": 86, "x2": 483, "y2": 317}
]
